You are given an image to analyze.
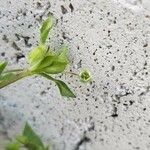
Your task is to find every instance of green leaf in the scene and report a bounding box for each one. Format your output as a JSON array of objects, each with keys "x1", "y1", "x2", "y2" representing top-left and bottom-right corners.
[
  {"x1": 25, "y1": 143, "x2": 41, "y2": 150},
  {"x1": 28, "y1": 45, "x2": 46, "y2": 69},
  {"x1": 45, "y1": 146, "x2": 49, "y2": 150},
  {"x1": 39, "y1": 46, "x2": 69, "y2": 74},
  {"x1": 55, "y1": 80, "x2": 76, "y2": 98},
  {"x1": 23, "y1": 122, "x2": 44, "y2": 149},
  {"x1": 40, "y1": 73, "x2": 76, "y2": 98},
  {"x1": 0, "y1": 73, "x2": 14, "y2": 82},
  {"x1": 16, "y1": 135, "x2": 28, "y2": 144},
  {"x1": 0, "y1": 61, "x2": 7, "y2": 75},
  {"x1": 40, "y1": 17, "x2": 53, "y2": 44},
  {"x1": 42, "y1": 45, "x2": 69, "y2": 74},
  {"x1": 58, "y1": 45, "x2": 69, "y2": 63},
  {"x1": 34, "y1": 55, "x2": 55, "y2": 72},
  {"x1": 34, "y1": 53, "x2": 68, "y2": 74},
  {"x1": 5, "y1": 142, "x2": 20, "y2": 150},
  {"x1": 28, "y1": 44, "x2": 69, "y2": 74},
  {"x1": 43, "y1": 60, "x2": 68, "y2": 74},
  {"x1": 16, "y1": 135, "x2": 45, "y2": 150}
]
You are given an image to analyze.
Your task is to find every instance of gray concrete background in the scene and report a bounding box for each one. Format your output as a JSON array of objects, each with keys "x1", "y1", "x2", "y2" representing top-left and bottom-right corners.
[{"x1": 0, "y1": 0, "x2": 150, "y2": 150}]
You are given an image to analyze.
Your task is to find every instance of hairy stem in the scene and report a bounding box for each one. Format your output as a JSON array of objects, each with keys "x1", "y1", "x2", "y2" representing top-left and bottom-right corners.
[{"x1": 0, "y1": 70, "x2": 33, "y2": 89}]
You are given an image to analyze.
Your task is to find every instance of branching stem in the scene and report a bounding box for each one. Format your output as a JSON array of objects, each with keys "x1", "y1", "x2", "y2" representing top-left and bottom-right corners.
[{"x1": 0, "y1": 69, "x2": 33, "y2": 89}]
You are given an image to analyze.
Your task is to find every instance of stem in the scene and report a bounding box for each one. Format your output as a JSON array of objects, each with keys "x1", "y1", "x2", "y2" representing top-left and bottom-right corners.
[
  {"x1": 63, "y1": 72, "x2": 79, "y2": 76},
  {"x1": 4, "y1": 69, "x2": 24, "y2": 73},
  {"x1": 0, "y1": 70, "x2": 33, "y2": 89},
  {"x1": 40, "y1": 73, "x2": 55, "y2": 81}
]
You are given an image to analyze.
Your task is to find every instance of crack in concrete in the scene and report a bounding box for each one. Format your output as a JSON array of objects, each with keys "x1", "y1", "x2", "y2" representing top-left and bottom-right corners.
[{"x1": 74, "y1": 134, "x2": 91, "y2": 150}]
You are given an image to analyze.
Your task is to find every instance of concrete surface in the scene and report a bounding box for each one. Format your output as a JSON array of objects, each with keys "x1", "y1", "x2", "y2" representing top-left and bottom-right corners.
[{"x1": 0, "y1": 0, "x2": 150, "y2": 150}]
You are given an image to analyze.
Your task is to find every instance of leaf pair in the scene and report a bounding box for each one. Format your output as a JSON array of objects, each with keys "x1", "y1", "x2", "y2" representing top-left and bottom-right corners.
[
  {"x1": 27, "y1": 16, "x2": 69, "y2": 75},
  {"x1": 6, "y1": 123, "x2": 49, "y2": 150},
  {"x1": 28, "y1": 45, "x2": 69, "y2": 75}
]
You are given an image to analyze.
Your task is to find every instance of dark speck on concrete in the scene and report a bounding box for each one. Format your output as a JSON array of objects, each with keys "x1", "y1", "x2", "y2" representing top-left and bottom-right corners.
[
  {"x1": 15, "y1": 53, "x2": 25, "y2": 62},
  {"x1": 61, "y1": 5, "x2": 68, "y2": 14},
  {"x1": 12, "y1": 42, "x2": 21, "y2": 51},
  {"x1": 74, "y1": 135, "x2": 91, "y2": 150},
  {"x1": 2, "y1": 35, "x2": 9, "y2": 43},
  {"x1": 69, "y1": 3, "x2": 74, "y2": 12},
  {"x1": 22, "y1": 36, "x2": 32, "y2": 47},
  {"x1": 111, "y1": 105, "x2": 118, "y2": 118}
]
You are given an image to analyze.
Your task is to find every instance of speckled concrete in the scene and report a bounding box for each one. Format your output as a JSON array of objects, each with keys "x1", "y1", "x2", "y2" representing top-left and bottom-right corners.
[{"x1": 0, "y1": 0, "x2": 150, "y2": 150}]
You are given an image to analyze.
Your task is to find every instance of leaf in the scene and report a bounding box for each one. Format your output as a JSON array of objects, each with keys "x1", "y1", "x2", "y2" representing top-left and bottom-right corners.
[
  {"x1": 28, "y1": 44, "x2": 69, "y2": 74},
  {"x1": 5, "y1": 142, "x2": 20, "y2": 150},
  {"x1": 23, "y1": 122, "x2": 44, "y2": 149},
  {"x1": 43, "y1": 61, "x2": 68, "y2": 74},
  {"x1": 45, "y1": 146, "x2": 49, "y2": 150},
  {"x1": 16, "y1": 135, "x2": 45, "y2": 150},
  {"x1": 39, "y1": 45, "x2": 69, "y2": 74},
  {"x1": 34, "y1": 55, "x2": 55, "y2": 72},
  {"x1": 25, "y1": 143, "x2": 41, "y2": 150},
  {"x1": 0, "y1": 73, "x2": 14, "y2": 82},
  {"x1": 40, "y1": 73, "x2": 76, "y2": 98},
  {"x1": 58, "y1": 45, "x2": 69, "y2": 63},
  {"x1": 40, "y1": 17, "x2": 53, "y2": 44},
  {"x1": 28, "y1": 45, "x2": 46, "y2": 69},
  {"x1": 0, "y1": 61, "x2": 7, "y2": 75},
  {"x1": 16, "y1": 135, "x2": 28, "y2": 144},
  {"x1": 41, "y1": 45, "x2": 69, "y2": 74},
  {"x1": 15, "y1": 125, "x2": 49, "y2": 150},
  {"x1": 55, "y1": 80, "x2": 76, "y2": 98},
  {"x1": 34, "y1": 54, "x2": 68, "y2": 74}
]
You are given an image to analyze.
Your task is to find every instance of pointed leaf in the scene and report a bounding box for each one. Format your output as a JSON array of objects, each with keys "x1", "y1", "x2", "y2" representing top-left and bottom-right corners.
[
  {"x1": 0, "y1": 73, "x2": 14, "y2": 82},
  {"x1": 16, "y1": 135, "x2": 28, "y2": 144},
  {"x1": 5, "y1": 142, "x2": 20, "y2": 150},
  {"x1": 28, "y1": 45, "x2": 46, "y2": 69},
  {"x1": 40, "y1": 45, "x2": 69, "y2": 74},
  {"x1": 55, "y1": 80, "x2": 76, "y2": 98},
  {"x1": 17, "y1": 135, "x2": 44, "y2": 150},
  {"x1": 40, "y1": 73, "x2": 76, "y2": 98},
  {"x1": 34, "y1": 55, "x2": 56, "y2": 72},
  {"x1": 34, "y1": 55, "x2": 68, "y2": 74},
  {"x1": 0, "y1": 61, "x2": 7, "y2": 75},
  {"x1": 58, "y1": 45, "x2": 69, "y2": 63},
  {"x1": 23, "y1": 122, "x2": 44, "y2": 149},
  {"x1": 43, "y1": 61, "x2": 68, "y2": 74},
  {"x1": 40, "y1": 17, "x2": 53, "y2": 44}
]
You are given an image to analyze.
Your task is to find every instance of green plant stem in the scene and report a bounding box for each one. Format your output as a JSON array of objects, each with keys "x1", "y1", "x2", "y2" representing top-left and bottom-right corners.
[
  {"x1": 64, "y1": 72, "x2": 79, "y2": 76},
  {"x1": 0, "y1": 70, "x2": 33, "y2": 89},
  {"x1": 4, "y1": 69, "x2": 24, "y2": 73},
  {"x1": 40, "y1": 73, "x2": 55, "y2": 81}
]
